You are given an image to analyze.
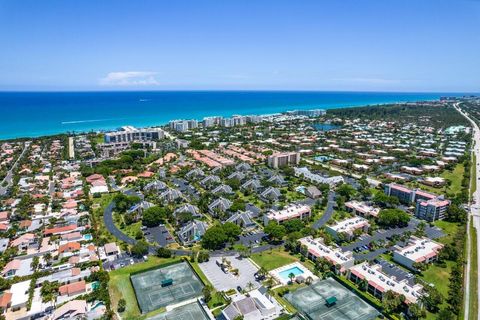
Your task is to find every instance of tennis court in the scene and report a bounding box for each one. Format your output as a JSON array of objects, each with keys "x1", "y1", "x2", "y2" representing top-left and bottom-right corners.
[
  {"x1": 148, "y1": 301, "x2": 210, "y2": 320},
  {"x1": 285, "y1": 278, "x2": 380, "y2": 320},
  {"x1": 131, "y1": 262, "x2": 204, "y2": 314}
]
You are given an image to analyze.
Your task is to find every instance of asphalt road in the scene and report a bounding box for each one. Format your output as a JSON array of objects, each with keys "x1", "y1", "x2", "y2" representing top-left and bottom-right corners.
[
  {"x1": 312, "y1": 191, "x2": 336, "y2": 229},
  {"x1": 0, "y1": 141, "x2": 30, "y2": 196},
  {"x1": 454, "y1": 102, "x2": 480, "y2": 320}
]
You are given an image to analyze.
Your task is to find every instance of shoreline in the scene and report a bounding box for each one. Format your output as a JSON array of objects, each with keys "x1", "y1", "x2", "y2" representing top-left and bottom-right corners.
[{"x1": 0, "y1": 91, "x2": 462, "y2": 141}]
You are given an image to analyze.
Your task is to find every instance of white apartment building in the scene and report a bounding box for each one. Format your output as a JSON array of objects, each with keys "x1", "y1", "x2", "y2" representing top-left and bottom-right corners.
[
  {"x1": 267, "y1": 152, "x2": 300, "y2": 168},
  {"x1": 299, "y1": 236, "x2": 355, "y2": 271},
  {"x1": 263, "y1": 204, "x2": 311, "y2": 226},
  {"x1": 104, "y1": 126, "x2": 165, "y2": 143},
  {"x1": 393, "y1": 236, "x2": 444, "y2": 270},
  {"x1": 326, "y1": 217, "x2": 370, "y2": 240},
  {"x1": 349, "y1": 262, "x2": 423, "y2": 304},
  {"x1": 345, "y1": 200, "x2": 380, "y2": 218},
  {"x1": 294, "y1": 167, "x2": 344, "y2": 186}
]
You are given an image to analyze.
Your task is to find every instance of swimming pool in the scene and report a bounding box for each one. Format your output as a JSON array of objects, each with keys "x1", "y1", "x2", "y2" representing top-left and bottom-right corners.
[
  {"x1": 279, "y1": 266, "x2": 304, "y2": 281},
  {"x1": 83, "y1": 234, "x2": 92, "y2": 241}
]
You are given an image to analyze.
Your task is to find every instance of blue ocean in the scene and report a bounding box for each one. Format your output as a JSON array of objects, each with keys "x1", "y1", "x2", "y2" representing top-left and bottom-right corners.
[{"x1": 0, "y1": 91, "x2": 464, "y2": 140}]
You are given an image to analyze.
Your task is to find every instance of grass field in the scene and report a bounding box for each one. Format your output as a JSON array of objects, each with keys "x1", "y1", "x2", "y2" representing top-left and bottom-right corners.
[
  {"x1": 415, "y1": 163, "x2": 465, "y2": 196},
  {"x1": 250, "y1": 247, "x2": 299, "y2": 271},
  {"x1": 434, "y1": 220, "x2": 460, "y2": 245},
  {"x1": 421, "y1": 261, "x2": 454, "y2": 299},
  {"x1": 469, "y1": 219, "x2": 478, "y2": 320},
  {"x1": 109, "y1": 256, "x2": 181, "y2": 320}
]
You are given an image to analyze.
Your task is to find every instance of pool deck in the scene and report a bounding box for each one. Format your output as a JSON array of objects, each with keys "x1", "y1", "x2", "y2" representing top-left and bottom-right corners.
[{"x1": 270, "y1": 262, "x2": 317, "y2": 286}]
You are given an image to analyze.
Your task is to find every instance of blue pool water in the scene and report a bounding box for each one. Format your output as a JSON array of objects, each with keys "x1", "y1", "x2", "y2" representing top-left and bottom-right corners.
[
  {"x1": 83, "y1": 234, "x2": 93, "y2": 241},
  {"x1": 279, "y1": 266, "x2": 304, "y2": 281}
]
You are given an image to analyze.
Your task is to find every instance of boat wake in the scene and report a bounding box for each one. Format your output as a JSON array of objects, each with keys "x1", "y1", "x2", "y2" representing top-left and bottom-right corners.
[{"x1": 61, "y1": 118, "x2": 122, "y2": 125}]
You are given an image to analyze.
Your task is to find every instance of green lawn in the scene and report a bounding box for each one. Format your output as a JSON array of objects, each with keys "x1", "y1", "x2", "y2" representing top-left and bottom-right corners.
[
  {"x1": 250, "y1": 247, "x2": 299, "y2": 271},
  {"x1": 469, "y1": 219, "x2": 478, "y2": 320},
  {"x1": 413, "y1": 163, "x2": 465, "y2": 196},
  {"x1": 115, "y1": 215, "x2": 142, "y2": 240},
  {"x1": 108, "y1": 256, "x2": 181, "y2": 320},
  {"x1": 421, "y1": 261, "x2": 454, "y2": 298},
  {"x1": 434, "y1": 220, "x2": 460, "y2": 245},
  {"x1": 442, "y1": 162, "x2": 465, "y2": 195}
]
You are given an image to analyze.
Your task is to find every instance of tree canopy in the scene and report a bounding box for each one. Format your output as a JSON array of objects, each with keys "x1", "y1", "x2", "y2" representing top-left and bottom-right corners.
[{"x1": 378, "y1": 208, "x2": 410, "y2": 228}]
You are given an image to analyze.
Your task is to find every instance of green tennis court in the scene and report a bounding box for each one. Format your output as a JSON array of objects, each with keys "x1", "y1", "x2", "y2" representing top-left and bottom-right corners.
[
  {"x1": 131, "y1": 262, "x2": 204, "y2": 314},
  {"x1": 148, "y1": 301, "x2": 210, "y2": 320},
  {"x1": 285, "y1": 278, "x2": 381, "y2": 320}
]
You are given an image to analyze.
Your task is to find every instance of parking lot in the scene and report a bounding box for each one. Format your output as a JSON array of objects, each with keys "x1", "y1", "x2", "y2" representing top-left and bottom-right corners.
[
  {"x1": 237, "y1": 230, "x2": 265, "y2": 246},
  {"x1": 103, "y1": 253, "x2": 145, "y2": 270},
  {"x1": 198, "y1": 255, "x2": 260, "y2": 291},
  {"x1": 144, "y1": 225, "x2": 175, "y2": 247}
]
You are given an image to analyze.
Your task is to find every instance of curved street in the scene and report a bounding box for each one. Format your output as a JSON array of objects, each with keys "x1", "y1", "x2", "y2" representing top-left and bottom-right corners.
[{"x1": 102, "y1": 200, "x2": 190, "y2": 255}]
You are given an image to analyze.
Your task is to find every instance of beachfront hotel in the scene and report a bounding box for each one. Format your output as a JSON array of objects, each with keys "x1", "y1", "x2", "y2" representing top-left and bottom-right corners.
[
  {"x1": 393, "y1": 236, "x2": 444, "y2": 270},
  {"x1": 104, "y1": 126, "x2": 165, "y2": 143},
  {"x1": 169, "y1": 119, "x2": 198, "y2": 132},
  {"x1": 298, "y1": 236, "x2": 355, "y2": 271},
  {"x1": 349, "y1": 262, "x2": 424, "y2": 304},
  {"x1": 263, "y1": 204, "x2": 311, "y2": 226}
]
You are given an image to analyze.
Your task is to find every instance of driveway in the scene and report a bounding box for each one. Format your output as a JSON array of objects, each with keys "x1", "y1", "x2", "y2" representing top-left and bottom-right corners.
[{"x1": 199, "y1": 255, "x2": 260, "y2": 291}]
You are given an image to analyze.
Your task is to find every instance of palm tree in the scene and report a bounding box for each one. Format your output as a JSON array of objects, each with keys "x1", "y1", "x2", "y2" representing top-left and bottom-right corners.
[
  {"x1": 43, "y1": 252, "x2": 52, "y2": 266},
  {"x1": 246, "y1": 281, "x2": 255, "y2": 292},
  {"x1": 288, "y1": 272, "x2": 295, "y2": 284}
]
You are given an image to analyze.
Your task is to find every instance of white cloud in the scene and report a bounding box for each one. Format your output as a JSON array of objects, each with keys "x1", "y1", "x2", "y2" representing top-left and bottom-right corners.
[
  {"x1": 331, "y1": 77, "x2": 401, "y2": 84},
  {"x1": 99, "y1": 71, "x2": 159, "y2": 86}
]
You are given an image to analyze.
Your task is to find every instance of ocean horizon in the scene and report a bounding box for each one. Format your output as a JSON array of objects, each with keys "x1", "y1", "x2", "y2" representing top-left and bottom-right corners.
[{"x1": 0, "y1": 90, "x2": 471, "y2": 140}]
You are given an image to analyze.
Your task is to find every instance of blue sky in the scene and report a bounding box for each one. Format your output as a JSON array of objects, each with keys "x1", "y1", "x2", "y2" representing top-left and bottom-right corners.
[{"x1": 0, "y1": 0, "x2": 479, "y2": 92}]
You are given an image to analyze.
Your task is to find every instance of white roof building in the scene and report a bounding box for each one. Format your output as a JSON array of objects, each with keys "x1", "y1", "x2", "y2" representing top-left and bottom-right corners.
[
  {"x1": 299, "y1": 236, "x2": 354, "y2": 271},
  {"x1": 345, "y1": 200, "x2": 380, "y2": 218},
  {"x1": 326, "y1": 217, "x2": 370, "y2": 239},
  {"x1": 349, "y1": 262, "x2": 423, "y2": 304},
  {"x1": 393, "y1": 236, "x2": 444, "y2": 270},
  {"x1": 263, "y1": 204, "x2": 311, "y2": 226}
]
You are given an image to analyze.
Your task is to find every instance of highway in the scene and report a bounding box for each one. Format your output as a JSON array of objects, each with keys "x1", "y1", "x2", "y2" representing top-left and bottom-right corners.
[{"x1": 454, "y1": 102, "x2": 480, "y2": 320}]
